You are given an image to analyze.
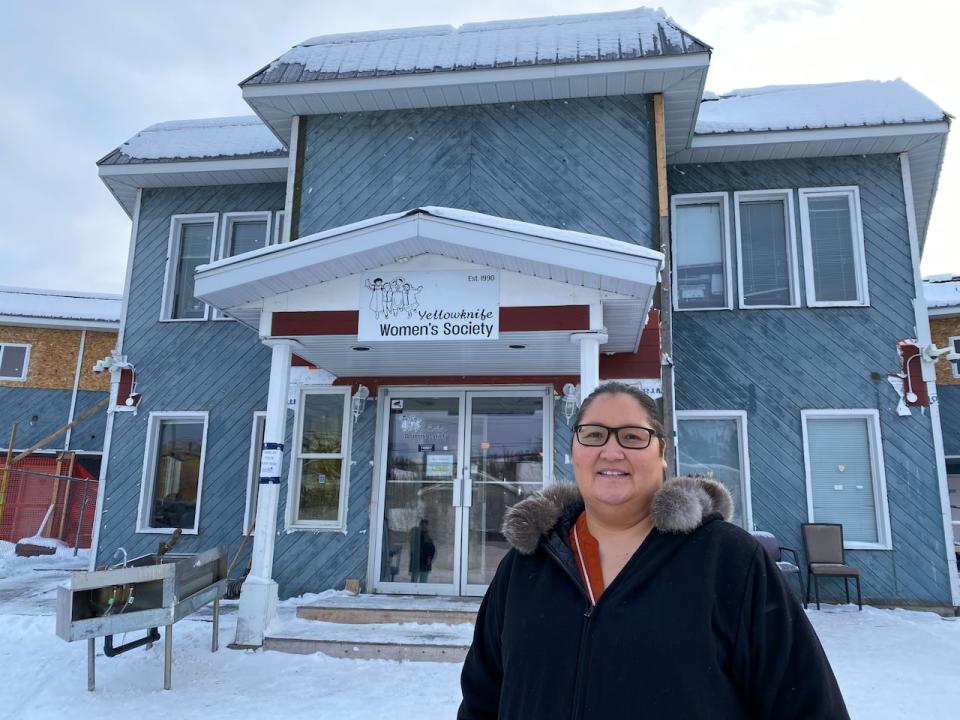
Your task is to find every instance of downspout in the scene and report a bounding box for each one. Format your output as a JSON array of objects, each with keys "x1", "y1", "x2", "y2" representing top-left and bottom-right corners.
[
  {"x1": 652, "y1": 93, "x2": 677, "y2": 476},
  {"x1": 900, "y1": 153, "x2": 960, "y2": 607},
  {"x1": 88, "y1": 188, "x2": 141, "y2": 571},
  {"x1": 64, "y1": 329, "x2": 87, "y2": 452}
]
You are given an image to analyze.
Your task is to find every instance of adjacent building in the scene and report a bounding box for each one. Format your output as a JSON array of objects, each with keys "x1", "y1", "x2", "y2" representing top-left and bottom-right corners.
[{"x1": 89, "y1": 8, "x2": 958, "y2": 644}]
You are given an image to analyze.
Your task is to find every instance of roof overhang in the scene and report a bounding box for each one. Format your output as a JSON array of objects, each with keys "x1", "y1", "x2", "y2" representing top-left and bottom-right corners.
[
  {"x1": 669, "y1": 120, "x2": 950, "y2": 247},
  {"x1": 194, "y1": 208, "x2": 663, "y2": 367},
  {"x1": 0, "y1": 315, "x2": 119, "y2": 331},
  {"x1": 98, "y1": 156, "x2": 289, "y2": 217},
  {"x1": 928, "y1": 306, "x2": 960, "y2": 318},
  {"x1": 242, "y1": 54, "x2": 710, "y2": 155}
]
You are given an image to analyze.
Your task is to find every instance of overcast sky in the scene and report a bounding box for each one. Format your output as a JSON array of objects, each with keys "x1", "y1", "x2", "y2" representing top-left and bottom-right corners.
[{"x1": 0, "y1": 0, "x2": 955, "y2": 294}]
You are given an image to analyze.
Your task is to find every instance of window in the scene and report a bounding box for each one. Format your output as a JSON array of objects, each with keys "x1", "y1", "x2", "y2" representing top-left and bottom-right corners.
[
  {"x1": 947, "y1": 469, "x2": 960, "y2": 545},
  {"x1": 734, "y1": 190, "x2": 800, "y2": 308},
  {"x1": 801, "y1": 410, "x2": 891, "y2": 549},
  {"x1": 289, "y1": 388, "x2": 352, "y2": 529},
  {"x1": 220, "y1": 212, "x2": 272, "y2": 259},
  {"x1": 273, "y1": 211, "x2": 287, "y2": 244},
  {"x1": 671, "y1": 193, "x2": 732, "y2": 311},
  {"x1": 798, "y1": 187, "x2": 868, "y2": 306},
  {"x1": 0, "y1": 343, "x2": 30, "y2": 381},
  {"x1": 677, "y1": 411, "x2": 752, "y2": 529},
  {"x1": 950, "y1": 337, "x2": 960, "y2": 379},
  {"x1": 138, "y1": 412, "x2": 209, "y2": 534},
  {"x1": 244, "y1": 412, "x2": 267, "y2": 535},
  {"x1": 161, "y1": 214, "x2": 218, "y2": 320}
]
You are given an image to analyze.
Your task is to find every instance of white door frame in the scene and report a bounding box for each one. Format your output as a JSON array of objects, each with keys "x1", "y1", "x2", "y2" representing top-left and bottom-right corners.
[{"x1": 369, "y1": 385, "x2": 552, "y2": 596}]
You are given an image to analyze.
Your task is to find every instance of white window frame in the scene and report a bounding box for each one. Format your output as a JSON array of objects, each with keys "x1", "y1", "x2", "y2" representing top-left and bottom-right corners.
[
  {"x1": 0, "y1": 343, "x2": 31, "y2": 381},
  {"x1": 798, "y1": 186, "x2": 869, "y2": 307},
  {"x1": 243, "y1": 411, "x2": 267, "y2": 535},
  {"x1": 801, "y1": 409, "x2": 892, "y2": 550},
  {"x1": 946, "y1": 456, "x2": 960, "y2": 543},
  {"x1": 286, "y1": 386, "x2": 353, "y2": 531},
  {"x1": 273, "y1": 210, "x2": 286, "y2": 244},
  {"x1": 136, "y1": 411, "x2": 209, "y2": 535},
  {"x1": 733, "y1": 189, "x2": 801, "y2": 309},
  {"x1": 950, "y1": 337, "x2": 960, "y2": 380},
  {"x1": 159, "y1": 213, "x2": 219, "y2": 322},
  {"x1": 214, "y1": 212, "x2": 273, "y2": 320},
  {"x1": 670, "y1": 192, "x2": 733, "y2": 312},
  {"x1": 676, "y1": 410, "x2": 753, "y2": 529}
]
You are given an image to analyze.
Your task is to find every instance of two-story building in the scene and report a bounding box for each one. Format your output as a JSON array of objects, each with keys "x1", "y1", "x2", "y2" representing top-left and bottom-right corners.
[
  {"x1": 0, "y1": 286, "x2": 120, "y2": 545},
  {"x1": 90, "y1": 8, "x2": 958, "y2": 645}
]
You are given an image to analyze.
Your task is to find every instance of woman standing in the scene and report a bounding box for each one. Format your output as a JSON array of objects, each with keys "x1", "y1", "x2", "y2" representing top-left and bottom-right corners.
[{"x1": 459, "y1": 382, "x2": 848, "y2": 719}]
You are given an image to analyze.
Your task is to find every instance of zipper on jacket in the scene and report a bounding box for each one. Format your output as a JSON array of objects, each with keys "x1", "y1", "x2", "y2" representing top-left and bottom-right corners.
[{"x1": 544, "y1": 542, "x2": 595, "y2": 720}]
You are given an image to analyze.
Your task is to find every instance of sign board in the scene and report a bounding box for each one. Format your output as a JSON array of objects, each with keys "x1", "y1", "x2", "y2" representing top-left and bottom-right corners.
[
  {"x1": 358, "y1": 271, "x2": 499, "y2": 342},
  {"x1": 426, "y1": 453, "x2": 455, "y2": 478}
]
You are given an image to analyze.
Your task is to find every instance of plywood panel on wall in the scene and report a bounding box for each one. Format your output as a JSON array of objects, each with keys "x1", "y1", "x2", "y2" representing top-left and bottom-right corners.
[
  {"x1": 930, "y1": 317, "x2": 960, "y2": 386},
  {"x1": 0, "y1": 327, "x2": 80, "y2": 390},
  {"x1": 79, "y1": 331, "x2": 117, "y2": 392}
]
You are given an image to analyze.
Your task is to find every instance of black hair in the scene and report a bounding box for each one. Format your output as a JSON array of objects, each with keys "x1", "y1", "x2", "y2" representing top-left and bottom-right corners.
[{"x1": 571, "y1": 381, "x2": 665, "y2": 453}]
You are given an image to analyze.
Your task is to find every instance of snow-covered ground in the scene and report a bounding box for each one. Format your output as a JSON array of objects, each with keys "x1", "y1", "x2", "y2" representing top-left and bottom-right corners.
[{"x1": 1, "y1": 541, "x2": 958, "y2": 719}]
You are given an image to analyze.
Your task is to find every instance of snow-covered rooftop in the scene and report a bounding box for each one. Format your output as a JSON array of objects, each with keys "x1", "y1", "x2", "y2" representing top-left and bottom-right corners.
[
  {"x1": 924, "y1": 275, "x2": 960, "y2": 310},
  {"x1": 99, "y1": 116, "x2": 286, "y2": 164},
  {"x1": 696, "y1": 79, "x2": 946, "y2": 134},
  {"x1": 244, "y1": 8, "x2": 708, "y2": 86},
  {"x1": 0, "y1": 287, "x2": 122, "y2": 326}
]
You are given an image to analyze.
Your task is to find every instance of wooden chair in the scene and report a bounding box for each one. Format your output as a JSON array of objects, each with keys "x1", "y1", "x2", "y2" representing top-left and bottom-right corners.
[
  {"x1": 750, "y1": 531, "x2": 804, "y2": 601},
  {"x1": 801, "y1": 523, "x2": 862, "y2": 610}
]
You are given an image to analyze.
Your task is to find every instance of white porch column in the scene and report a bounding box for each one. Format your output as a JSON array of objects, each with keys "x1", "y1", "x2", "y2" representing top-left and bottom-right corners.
[
  {"x1": 235, "y1": 338, "x2": 296, "y2": 647},
  {"x1": 571, "y1": 331, "x2": 609, "y2": 403}
]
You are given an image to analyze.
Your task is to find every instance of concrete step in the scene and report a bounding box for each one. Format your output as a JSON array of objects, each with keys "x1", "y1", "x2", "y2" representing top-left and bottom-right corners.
[
  {"x1": 264, "y1": 613, "x2": 474, "y2": 663},
  {"x1": 295, "y1": 593, "x2": 480, "y2": 626}
]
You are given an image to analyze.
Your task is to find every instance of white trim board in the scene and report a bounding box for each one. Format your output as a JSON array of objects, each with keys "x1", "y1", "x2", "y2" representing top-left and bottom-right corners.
[
  {"x1": 244, "y1": 411, "x2": 268, "y2": 535},
  {"x1": 159, "y1": 213, "x2": 219, "y2": 322},
  {"x1": 0, "y1": 342, "x2": 31, "y2": 381}
]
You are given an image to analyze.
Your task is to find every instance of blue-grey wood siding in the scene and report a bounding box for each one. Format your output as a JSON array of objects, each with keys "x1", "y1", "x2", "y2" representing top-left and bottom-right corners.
[
  {"x1": 937, "y1": 385, "x2": 960, "y2": 458},
  {"x1": 0, "y1": 387, "x2": 108, "y2": 452},
  {"x1": 297, "y1": 96, "x2": 658, "y2": 247},
  {"x1": 95, "y1": 184, "x2": 284, "y2": 573},
  {"x1": 669, "y1": 155, "x2": 952, "y2": 604}
]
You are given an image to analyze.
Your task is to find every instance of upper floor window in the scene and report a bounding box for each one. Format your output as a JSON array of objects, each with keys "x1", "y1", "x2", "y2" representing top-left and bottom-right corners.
[
  {"x1": 951, "y1": 337, "x2": 960, "y2": 379},
  {"x1": 220, "y1": 212, "x2": 272, "y2": 258},
  {"x1": 734, "y1": 190, "x2": 800, "y2": 308},
  {"x1": 671, "y1": 193, "x2": 732, "y2": 311},
  {"x1": 161, "y1": 214, "x2": 218, "y2": 321},
  {"x1": 798, "y1": 187, "x2": 869, "y2": 307},
  {"x1": 273, "y1": 211, "x2": 287, "y2": 244},
  {"x1": 0, "y1": 343, "x2": 30, "y2": 381}
]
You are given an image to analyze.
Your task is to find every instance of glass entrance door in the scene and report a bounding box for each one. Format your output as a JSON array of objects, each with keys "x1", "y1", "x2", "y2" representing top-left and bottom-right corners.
[{"x1": 374, "y1": 388, "x2": 549, "y2": 596}]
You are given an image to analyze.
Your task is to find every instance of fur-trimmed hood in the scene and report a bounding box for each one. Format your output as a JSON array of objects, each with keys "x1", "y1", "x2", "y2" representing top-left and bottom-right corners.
[{"x1": 502, "y1": 476, "x2": 734, "y2": 555}]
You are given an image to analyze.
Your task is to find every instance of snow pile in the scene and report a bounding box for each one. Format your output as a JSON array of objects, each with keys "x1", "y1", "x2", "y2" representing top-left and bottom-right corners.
[
  {"x1": 696, "y1": 79, "x2": 945, "y2": 134},
  {"x1": 924, "y1": 275, "x2": 960, "y2": 309},
  {"x1": 0, "y1": 540, "x2": 87, "y2": 580},
  {"x1": 268, "y1": 8, "x2": 701, "y2": 77},
  {"x1": 119, "y1": 116, "x2": 285, "y2": 161},
  {"x1": 0, "y1": 286, "x2": 121, "y2": 322}
]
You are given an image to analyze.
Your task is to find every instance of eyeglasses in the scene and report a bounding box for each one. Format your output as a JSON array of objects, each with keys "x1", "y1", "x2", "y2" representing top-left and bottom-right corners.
[{"x1": 573, "y1": 424, "x2": 661, "y2": 450}]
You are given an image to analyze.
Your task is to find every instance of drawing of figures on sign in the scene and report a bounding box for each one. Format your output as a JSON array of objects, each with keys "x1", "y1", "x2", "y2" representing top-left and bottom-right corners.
[
  {"x1": 401, "y1": 282, "x2": 423, "y2": 318},
  {"x1": 365, "y1": 277, "x2": 386, "y2": 319}
]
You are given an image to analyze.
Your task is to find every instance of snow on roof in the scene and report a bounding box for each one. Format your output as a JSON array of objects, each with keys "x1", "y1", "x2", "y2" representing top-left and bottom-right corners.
[
  {"x1": 102, "y1": 116, "x2": 286, "y2": 163},
  {"x1": 0, "y1": 287, "x2": 122, "y2": 324},
  {"x1": 246, "y1": 8, "x2": 708, "y2": 85},
  {"x1": 696, "y1": 80, "x2": 946, "y2": 134},
  {"x1": 924, "y1": 276, "x2": 960, "y2": 310}
]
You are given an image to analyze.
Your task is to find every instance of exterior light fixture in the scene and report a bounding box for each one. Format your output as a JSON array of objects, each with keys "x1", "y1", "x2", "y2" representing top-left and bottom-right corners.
[
  {"x1": 394, "y1": 255, "x2": 410, "y2": 263},
  {"x1": 561, "y1": 382, "x2": 580, "y2": 422},
  {"x1": 508, "y1": 344, "x2": 526, "y2": 349},
  {"x1": 351, "y1": 346, "x2": 371, "y2": 352},
  {"x1": 352, "y1": 384, "x2": 370, "y2": 420}
]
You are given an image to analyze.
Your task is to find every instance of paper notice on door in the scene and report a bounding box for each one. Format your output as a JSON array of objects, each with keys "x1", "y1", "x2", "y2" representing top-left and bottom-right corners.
[{"x1": 426, "y1": 453, "x2": 454, "y2": 478}]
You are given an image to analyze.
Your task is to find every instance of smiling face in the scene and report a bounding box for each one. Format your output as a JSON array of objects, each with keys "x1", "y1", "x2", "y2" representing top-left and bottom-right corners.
[{"x1": 572, "y1": 392, "x2": 666, "y2": 518}]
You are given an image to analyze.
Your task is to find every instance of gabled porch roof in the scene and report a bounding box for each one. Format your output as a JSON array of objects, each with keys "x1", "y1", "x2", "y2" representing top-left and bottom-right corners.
[{"x1": 193, "y1": 207, "x2": 663, "y2": 370}]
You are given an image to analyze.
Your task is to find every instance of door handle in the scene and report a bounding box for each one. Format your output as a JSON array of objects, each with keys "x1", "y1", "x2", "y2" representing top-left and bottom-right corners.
[
  {"x1": 463, "y1": 471, "x2": 473, "y2": 508},
  {"x1": 452, "y1": 469, "x2": 462, "y2": 508}
]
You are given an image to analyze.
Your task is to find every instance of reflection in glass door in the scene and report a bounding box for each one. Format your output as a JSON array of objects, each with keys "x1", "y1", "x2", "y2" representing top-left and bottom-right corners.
[
  {"x1": 377, "y1": 394, "x2": 462, "y2": 594},
  {"x1": 462, "y1": 394, "x2": 545, "y2": 594},
  {"x1": 374, "y1": 388, "x2": 549, "y2": 596}
]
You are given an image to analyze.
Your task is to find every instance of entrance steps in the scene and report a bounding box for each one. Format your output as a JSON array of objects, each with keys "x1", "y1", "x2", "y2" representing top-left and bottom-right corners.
[{"x1": 263, "y1": 594, "x2": 480, "y2": 662}]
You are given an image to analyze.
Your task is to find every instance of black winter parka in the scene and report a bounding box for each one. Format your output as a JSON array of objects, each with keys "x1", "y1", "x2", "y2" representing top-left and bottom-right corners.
[{"x1": 458, "y1": 477, "x2": 849, "y2": 720}]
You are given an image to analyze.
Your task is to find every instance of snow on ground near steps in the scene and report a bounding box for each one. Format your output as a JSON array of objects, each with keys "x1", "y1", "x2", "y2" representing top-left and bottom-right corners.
[{"x1": 1, "y1": 551, "x2": 959, "y2": 719}]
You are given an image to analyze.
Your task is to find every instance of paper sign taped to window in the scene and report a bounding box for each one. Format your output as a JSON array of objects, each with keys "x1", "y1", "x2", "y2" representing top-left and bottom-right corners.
[{"x1": 426, "y1": 453, "x2": 454, "y2": 478}]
